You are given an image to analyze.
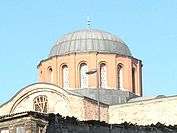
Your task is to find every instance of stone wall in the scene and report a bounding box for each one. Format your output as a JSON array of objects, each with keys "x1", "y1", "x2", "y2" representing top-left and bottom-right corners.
[
  {"x1": 0, "y1": 112, "x2": 48, "y2": 133},
  {"x1": 109, "y1": 96, "x2": 177, "y2": 125}
]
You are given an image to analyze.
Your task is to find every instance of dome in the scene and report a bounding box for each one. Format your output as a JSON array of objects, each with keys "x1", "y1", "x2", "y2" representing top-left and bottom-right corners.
[{"x1": 49, "y1": 29, "x2": 132, "y2": 57}]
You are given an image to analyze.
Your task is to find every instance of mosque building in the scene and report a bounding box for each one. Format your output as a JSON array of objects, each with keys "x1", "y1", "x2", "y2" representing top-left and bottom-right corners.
[
  {"x1": 38, "y1": 29, "x2": 142, "y2": 96},
  {"x1": 0, "y1": 28, "x2": 177, "y2": 133}
]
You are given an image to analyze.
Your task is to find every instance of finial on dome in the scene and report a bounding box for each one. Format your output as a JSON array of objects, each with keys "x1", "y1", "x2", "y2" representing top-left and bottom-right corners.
[{"x1": 87, "y1": 16, "x2": 92, "y2": 29}]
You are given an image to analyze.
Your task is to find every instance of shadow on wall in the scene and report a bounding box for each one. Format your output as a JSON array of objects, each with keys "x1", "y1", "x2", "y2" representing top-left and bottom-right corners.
[{"x1": 46, "y1": 113, "x2": 177, "y2": 133}]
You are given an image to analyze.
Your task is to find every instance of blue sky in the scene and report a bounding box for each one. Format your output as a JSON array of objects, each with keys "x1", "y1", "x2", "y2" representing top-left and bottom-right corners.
[{"x1": 0, "y1": 0, "x2": 177, "y2": 103}]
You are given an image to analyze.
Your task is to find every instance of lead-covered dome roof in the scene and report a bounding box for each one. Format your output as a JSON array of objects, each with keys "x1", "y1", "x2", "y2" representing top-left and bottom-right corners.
[{"x1": 49, "y1": 29, "x2": 132, "y2": 57}]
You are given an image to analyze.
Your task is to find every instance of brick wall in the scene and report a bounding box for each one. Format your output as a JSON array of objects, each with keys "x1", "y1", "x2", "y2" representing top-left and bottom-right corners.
[{"x1": 83, "y1": 98, "x2": 108, "y2": 122}]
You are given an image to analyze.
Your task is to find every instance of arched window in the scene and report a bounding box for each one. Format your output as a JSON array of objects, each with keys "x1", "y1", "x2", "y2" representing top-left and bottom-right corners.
[
  {"x1": 47, "y1": 67, "x2": 53, "y2": 83},
  {"x1": 132, "y1": 67, "x2": 136, "y2": 93},
  {"x1": 100, "y1": 63, "x2": 107, "y2": 88},
  {"x1": 117, "y1": 64, "x2": 123, "y2": 89},
  {"x1": 62, "y1": 65, "x2": 69, "y2": 88},
  {"x1": 34, "y1": 95, "x2": 48, "y2": 113},
  {"x1": 80, "y1": 63, "x2": 88, "y2": 88}
]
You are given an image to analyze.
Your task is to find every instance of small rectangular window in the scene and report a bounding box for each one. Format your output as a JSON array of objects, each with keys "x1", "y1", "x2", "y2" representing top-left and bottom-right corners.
[
  {"x1": 16, "y1": 127, "x2": 25, "y2": 133},
  {"x1": 38, "y1": 127, "x2": 44, "y2": 133},
  {"x1": 37, "y1": 125, "x2": 46, "y2": 133},
  {"x1": 0, "y1": 128, "x2": 9, "y2": 133}
]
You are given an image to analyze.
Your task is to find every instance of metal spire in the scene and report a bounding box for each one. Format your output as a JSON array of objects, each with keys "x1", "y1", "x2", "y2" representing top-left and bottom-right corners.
[{"x1": 87, "y1": 16, "x2": 92, "y2": 29}]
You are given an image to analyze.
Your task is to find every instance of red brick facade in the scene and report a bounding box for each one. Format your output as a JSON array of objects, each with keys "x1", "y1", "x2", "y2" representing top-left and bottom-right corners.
[{"x1": 83, "y1": 97, "x2": 109, "y2": 122}]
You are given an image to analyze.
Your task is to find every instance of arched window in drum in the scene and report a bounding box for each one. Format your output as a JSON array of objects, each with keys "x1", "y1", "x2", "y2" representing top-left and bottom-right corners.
[
  {"x1": 100, "y1": 63, "x2": 107, "y2": 88},
  {"x1": 62, "y1": 65, "x2": 69, "y2": 88},
  {"x1": 80, "y1": 63, "x2": 88, "y2": 88}
]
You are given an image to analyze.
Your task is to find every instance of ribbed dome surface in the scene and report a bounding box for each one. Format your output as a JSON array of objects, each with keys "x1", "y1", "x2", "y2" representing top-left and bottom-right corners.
[{"x1": 49, "y1": 29, "x2": 132, "y2": 57}]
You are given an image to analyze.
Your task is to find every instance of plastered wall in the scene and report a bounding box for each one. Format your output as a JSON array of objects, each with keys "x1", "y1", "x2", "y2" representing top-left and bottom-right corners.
[{"x1": 109, "y1": 96, "x2": 177, "y2": 125}]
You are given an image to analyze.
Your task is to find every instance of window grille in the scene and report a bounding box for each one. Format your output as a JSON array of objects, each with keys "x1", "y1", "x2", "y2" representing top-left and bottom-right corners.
[{"x1": 34, "y1": 95, "x2": 48, "y2": 113}]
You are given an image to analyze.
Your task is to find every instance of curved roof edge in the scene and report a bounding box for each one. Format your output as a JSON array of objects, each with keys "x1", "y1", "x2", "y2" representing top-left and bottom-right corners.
[
  {"x1": 0, "y1": 82, "x2": 83, "y2": 108},
  {"x1": 127, "y1": 95, "x2": 177, "y2": 103}
]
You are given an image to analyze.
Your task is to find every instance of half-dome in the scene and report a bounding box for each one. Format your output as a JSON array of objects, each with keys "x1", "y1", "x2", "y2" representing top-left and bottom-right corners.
[{"x1": 49, "y1": 29, "x2": 132, "y2": 57}]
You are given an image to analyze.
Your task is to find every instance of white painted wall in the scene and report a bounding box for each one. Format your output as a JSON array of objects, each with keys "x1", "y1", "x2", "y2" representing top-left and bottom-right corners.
[
  {"x1": 109, "y1": 96, "x2": 177, "y2": 125},
  {"x1": 0, "y1": 83, "x2": 85, "y2": 120}
]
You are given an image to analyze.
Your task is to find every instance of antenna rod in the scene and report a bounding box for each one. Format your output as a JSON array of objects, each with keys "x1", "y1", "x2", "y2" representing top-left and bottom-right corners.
[{"x1": 87, "y1": 16, "x2": 92, "y2": 29}]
